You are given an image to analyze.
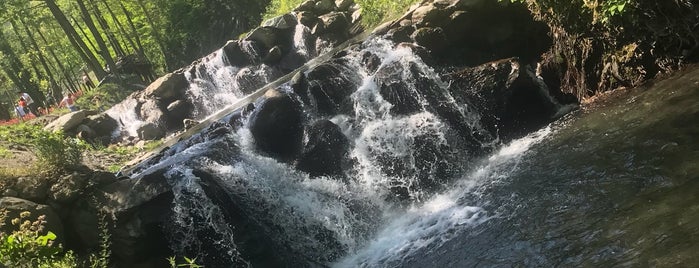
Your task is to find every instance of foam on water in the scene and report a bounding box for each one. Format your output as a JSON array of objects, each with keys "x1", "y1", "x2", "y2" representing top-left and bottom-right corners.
[{"x1": 334, "y1": 126, "x2": 553, "y2": 267}]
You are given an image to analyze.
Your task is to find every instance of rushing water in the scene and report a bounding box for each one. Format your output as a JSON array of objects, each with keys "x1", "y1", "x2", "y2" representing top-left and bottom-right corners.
[
  {"x1": 369, "y1": 67, "x2": 699, "y2": 267},
  {"x1": 126, "y1": 30, "x2": 699, "y2": 266}
]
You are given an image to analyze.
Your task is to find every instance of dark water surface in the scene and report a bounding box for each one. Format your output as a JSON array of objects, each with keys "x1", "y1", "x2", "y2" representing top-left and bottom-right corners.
[{"x1": 397, "y1": 67, "x2": 699, "y2": 267}]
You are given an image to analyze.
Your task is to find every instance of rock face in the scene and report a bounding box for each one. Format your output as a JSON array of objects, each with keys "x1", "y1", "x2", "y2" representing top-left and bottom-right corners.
[
  {"x1": 295, "y1": 120, "x2": 350, "y2": 177},
  {"x1": 44, "y1": 110, "x2": 87, "y2": 132},
  {"x1": 0, "y1": 197, "x2": 64, "y2": 244},
  {"x1": 446, "y1": 58, "x2": 573, "y2": 140},
  {"x1": 249, "y1": 90, "x2": 304, "y2": 161},
  {"x1": 383, "y1": 0, "x2": 550, "y2": 65}
]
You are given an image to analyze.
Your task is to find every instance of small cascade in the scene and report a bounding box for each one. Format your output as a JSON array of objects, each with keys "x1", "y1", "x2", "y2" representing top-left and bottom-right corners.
[
  {"x1": 105, "y1": 98, "x2": 145, "y2": 137},
  {"x1": 184, "y1": 50, "x2": 243, "y2": 118},
  {"x1": 127, "y1": 35, "x2": 518, "y2": 266}
]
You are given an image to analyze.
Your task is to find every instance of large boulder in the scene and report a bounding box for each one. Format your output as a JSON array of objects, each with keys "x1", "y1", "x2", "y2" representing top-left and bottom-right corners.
[
  {"x1": 0, "y1": 197, "x2": 64, "y2": 244},
  {"x1": 68, "y1": 174, "x2": 172, "y2": 265},
  {"x1": 313, "y1": 12, "x2": 350, "y2": 36},
  {"x1": 13, "y1": 177, "x2": 50, "y2": 202},
  {"x1": 44, "y1": 110, "x2": 87, "y2": 133},
  {"x1": 137, "y1": 123, "x2": 165, "y2": 141},
  {"x1": 446, "y1": 58, "x2": 570, "y2": 140},
  {"x1": 245, "y1": 26, "x2": 293, "y2": 51},
  {"x1": 142, "y1": 72, "x2": 188, "y2": 102},
  {"x1": 139, "y1": 99, "x2": 164, "y2": 124},
  {"x1": 48, "y1": 172, "x2": 89, "y2": 204},
  {"x1": 304, "y1": 59, "x2": 359, "y2": 115},
  {"x1": 262, "y1": 13, "x2": 298, "y2": 29},
  {"x1": 223, "y1": 40, "x2": 257, "y2": 66},
  {"x1": 295, "y1": 120, "x2": 350, "y2": 177},
  {"x1": 248, "y1": 90, "x2": 304, "y2": 161},
  {"x1": 85, "y1": 113, "x2": 119, "y2": 139},
  {"x1": 411, "y1": 27, "x2": 448, "y2": 53}
]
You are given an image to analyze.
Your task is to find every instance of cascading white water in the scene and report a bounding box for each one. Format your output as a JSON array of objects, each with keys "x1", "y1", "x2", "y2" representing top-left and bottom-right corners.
[
  {"x1": 130, "y1": 36, "x2": 555, "y2": 266},
  {"x1": 334, "y1": 126, "x2": 552, "y2": 267},
  {"x1": 105, "y1": 98, "x2": 145, "y2": 137}
]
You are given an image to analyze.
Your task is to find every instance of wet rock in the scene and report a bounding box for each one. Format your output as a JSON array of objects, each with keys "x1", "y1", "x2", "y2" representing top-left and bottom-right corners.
[
  {"x1": 411, "y1": 4, "x2": 450, "y2": 27},
  {"x1": 137, "y1": 123, "x2": 165, "y2": 141},
  {"x1": 183, "y1": 119, "x2": 199, "y2": 130},
  {"x1": 49, "y1": 172, "x2": 88, "y2": 204},
  {"x1": 296, "y1": 11, "x2": 318, "y2": 28},
  {"x1": 304, "y1": 59, "x2": 358, "y2": 115},
  {"x1": 296, "y1": 120, "x2": 350, "y2": 177},
  {"x1": 263, "y1": 46, "x2": 284, "y2": 64},
  {"x1": 142, "y1": 73, "x2": 188, "y2": 102},
  {"x1": 361, "y1": 51, "x2": 382, "y2": 74},
  {"x1": 0, "y1": 197, "x2": 64, "y2": 244},
  {"x1": 262, "y1": 13, "x2": 298, "y2": 29},
  {"x1": 44, "y1": 110, "x2": 87, "y2": 133},
  {"x1": 315, "y1": 0, "x2": 337, "y2": 13},
  {"x1": 385, "y1": 25, "x2": 415, "y2": 43},
  {"x1": 85, "y1": 113, "x2": 118, "y2": 140},
  {"x1": 249, "y1": 90, "x2": 304, "y2": 161},
  {"x1": 139, "y1": 99, "x2": 164, "y2": 124},
  {"x1": 380, "y1": 81, "x2": 423, "y2": 115},
  {"x1": 165, "y1": 100, "x2": 193, "y2": 130},
  {"x1": 245, "y1": 26, "x2": 292, "y2": 51},
  {"x1": 223, "y1": 40, "x2": 255, "y2": 66},
  {"x1": 294, "y1": 0, "x2": 317, "y2": 13},
  {"x1": 411, "y1": 27, "x2": 448, "y2": 53},
  {"x1": 313, "y1": 12, "x2": 350, "y2": 36},
  {"x1": 335, "y1": 0, "x2": 353, "y2": 11},
  {"x1": 446, "y1": 58, "x2": 564, "y2": 140},
  {"x1": 234, "y1": 66, "x2": 274, "y2": 95}
]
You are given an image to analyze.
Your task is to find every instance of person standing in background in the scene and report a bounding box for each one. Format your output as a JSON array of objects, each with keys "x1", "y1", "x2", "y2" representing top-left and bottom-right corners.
[
  {"x1": 17, "y1": 91, "x2": 40, "y2": 117},
  {"x1": 59, "y1": 93, "x2": 79, "y2": 112}
]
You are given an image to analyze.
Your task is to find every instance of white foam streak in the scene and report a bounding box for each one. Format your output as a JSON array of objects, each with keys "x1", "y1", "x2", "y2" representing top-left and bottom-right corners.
[{"x1": 335, "y1": 127, "x2": 553, "y2": 267}]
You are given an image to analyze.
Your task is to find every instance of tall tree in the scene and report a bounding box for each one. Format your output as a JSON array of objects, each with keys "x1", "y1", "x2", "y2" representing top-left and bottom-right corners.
[
  {"x1": 75, "y1": 0, "x2": 117, "y2": 73},
  {"x1": 44, "y1": 0, "x2": 106, "y2": 79}
]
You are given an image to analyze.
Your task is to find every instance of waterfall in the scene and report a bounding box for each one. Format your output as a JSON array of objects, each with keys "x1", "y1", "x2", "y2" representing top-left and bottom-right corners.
[{"x1": 126, "y1": 36, "x2": 557, "y2": 266}]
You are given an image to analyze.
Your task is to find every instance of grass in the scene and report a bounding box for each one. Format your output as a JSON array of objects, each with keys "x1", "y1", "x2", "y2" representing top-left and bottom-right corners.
[
  {"x1": 262, "y1": 0, "x2": 306, "y2": 21},
  {"x1": 261, "y1": 0, "x2": 422, "y2": 28},
  {"x1": 355, "y1": 0, "x2": 422, "y2": 28}
]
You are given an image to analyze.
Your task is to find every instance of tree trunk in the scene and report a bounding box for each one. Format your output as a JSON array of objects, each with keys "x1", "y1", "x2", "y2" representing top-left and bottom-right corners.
[
  {"x1": 0, "y1": 31, "x2": 42, "y2": 107},
  {"x1": 44, "y1": 0, "x2": 107, "y2": 79},
  {"x1": 119, "y1": 0, "x2": 148, "y2": 60},
  {"x1": 76, "y1": 0, "x2": 117, "y2": 74},
  {"x1": 99, "y1": 0, "x2": 137, "y2": 56},
  {"x1": 16, "y1": 17, "x2": 58, "y2": 105},
  {"x1": 36, "y1": 26, "x2": 79, "y2": 97},
  {"x1": 136, "y1": 0, "x2": 171, "y2": 71},
  {"x1": 89, "y1": 0, "x2": 126, "y2": 58}
]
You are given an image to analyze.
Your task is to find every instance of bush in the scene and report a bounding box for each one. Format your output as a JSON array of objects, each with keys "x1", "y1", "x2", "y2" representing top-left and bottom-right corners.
[
  {"x1": 0, "y1": 211, "x2": 78, "y2": 268},
  {"x1": 261, "y1": 0, "x2": 305, "y2": 21},
  {"x1": 0, "y1": 124, "x2": 84, "y2": 172},
  {"x1": 75, "y1": 83, "x2": 137, "y2": 112},
  {"x1": 262, "y1": 0, "x2": 421, "y2": 28},
  {"x1": 355, "y1": 0, "x2": 420, "y2": 27}
]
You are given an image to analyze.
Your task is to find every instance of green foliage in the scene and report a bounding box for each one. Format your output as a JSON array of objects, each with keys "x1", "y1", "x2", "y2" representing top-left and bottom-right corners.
[
  {"x1": 261, "y1": 0, "x2": 305, "y2": 21},
  {"x1": 30, "y1": 129, "x2": 84, "y2": 171},
  {"x1": 88, "y1": 215, "x2": 111, "y2": 268},
  {"x1": 168, "y1": 256, "x2": 203, "y2": 268},
  {"x1": 262, "y1": 0, "x2": 420, "y2": 28},
  {"x1": 355, "y1": 0, "x2": 421, "y2": 27},
  {"x1": 502, "y1": 0, "x2": 633, "y2": 26},
  {"x1": 0, "y1": 211, "x2": 78, "y2": 268},
  {"x1": 0, "y1": 123, "x2": 84, "y2": 172},
  {"x1": 75, "y1": 83, "x2": 135, "y2": 112}
]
